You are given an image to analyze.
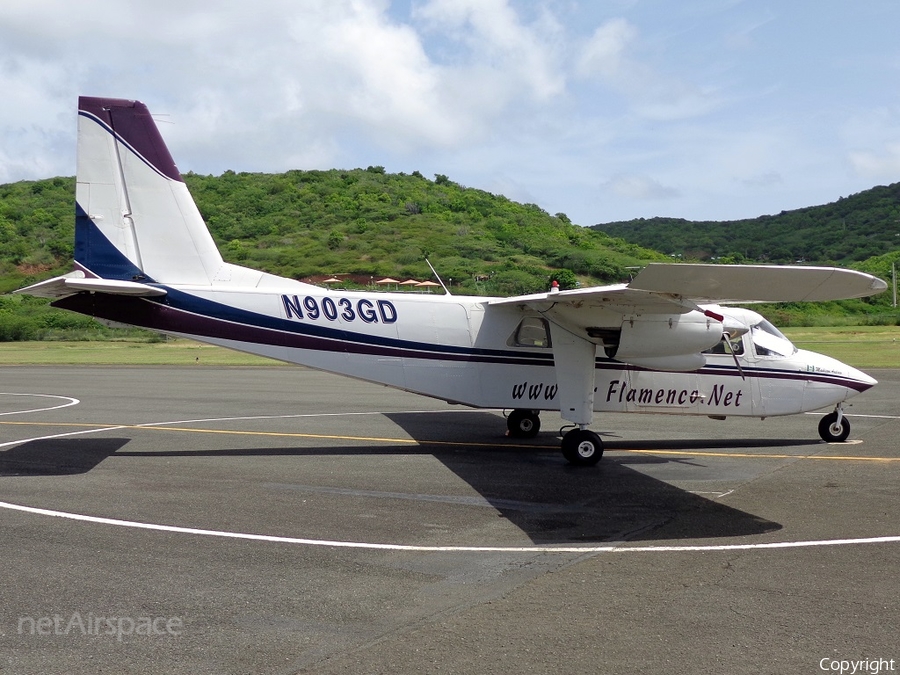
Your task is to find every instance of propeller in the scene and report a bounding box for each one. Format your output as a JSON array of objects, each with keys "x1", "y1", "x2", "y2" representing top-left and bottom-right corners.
[{"x1": 723, "y1": 332, "x2": 746, "y2": 380}]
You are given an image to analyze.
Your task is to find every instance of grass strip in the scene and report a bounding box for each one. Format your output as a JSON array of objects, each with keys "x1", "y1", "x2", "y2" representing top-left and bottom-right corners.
[
  {"x1": 0, "y1": 326, "x2": 896, "y2": 368},
  {"x1": 0, "y1": 339, "x2": 282, "y2": 366}
]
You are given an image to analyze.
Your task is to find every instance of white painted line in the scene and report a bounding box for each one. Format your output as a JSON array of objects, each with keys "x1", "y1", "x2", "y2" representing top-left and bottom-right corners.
[
  {"x1": 839, "y1": 413, "x2": 900, "y2": 420},
  {"x1": 0, "y1": 408, "x2": 491, "y2": 452},
  {"x1": 0, "y1": 393, "x2": 89, "y2": 448},
  {"x1": 0, "y1": 499, "x2": 898, "y2": 554},
  {"x1": 0, "y1": 426, "x2": 127, "y2": 450},
  {"x1": 615, "y1": 536, "x2": 900, "y2": 552},
  {"x1": 804, "y1": 412, "x2": 900, "y2": 420},
  {"x1": 0, "y1": 393, "x2": 80, "y2": 417},
  {"x1": 4, "y1": 406, "x2": 898, "y2": 553}
]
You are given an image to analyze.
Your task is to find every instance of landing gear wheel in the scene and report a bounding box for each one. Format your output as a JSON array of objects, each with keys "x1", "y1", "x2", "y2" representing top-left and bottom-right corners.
[
  {"x1": 561, "y1": 429, "x2": 604, "y2": 466},
  {"x1": 818, "y1": 412, "x2": 850, "y2": 442},
  {"x1": 506, "y1": 409, "x2": 541, "y2": 438}
]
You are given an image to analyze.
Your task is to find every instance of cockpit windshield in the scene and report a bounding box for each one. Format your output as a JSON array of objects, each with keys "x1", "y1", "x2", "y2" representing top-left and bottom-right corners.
[{"x1": 751, "y1": 319, "x2": 796, "y2": 358}]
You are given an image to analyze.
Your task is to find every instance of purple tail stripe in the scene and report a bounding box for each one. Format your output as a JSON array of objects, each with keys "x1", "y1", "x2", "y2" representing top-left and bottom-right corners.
[{"x1": 78, "y1": 96, "x2": 182, "y2": 182}]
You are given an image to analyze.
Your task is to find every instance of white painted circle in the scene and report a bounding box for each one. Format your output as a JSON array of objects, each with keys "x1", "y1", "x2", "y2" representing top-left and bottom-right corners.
[
  {"x1": 0, "y1": 392, "x2": 80, "y2": 416},
  {"x1": 0, "y1": 499, "x2": 898, "y2": 554},
  {"x1": 1, "y1": 408, "x2": 897, "y2": 554}
]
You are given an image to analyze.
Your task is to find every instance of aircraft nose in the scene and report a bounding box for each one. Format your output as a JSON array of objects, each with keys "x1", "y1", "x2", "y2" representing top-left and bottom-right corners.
[
  {"x1": 803, "y1": 350, "x2": 877, "y2": 390},
  {"x1": 824, "y1": 358, "x2": 877, "y2": 393},
  {"x1": 846, "y1": 365, "x2": 877, "y2": 389},
  {"x1": 799, "y1": 350, "x2": 878, "y2": 411}
]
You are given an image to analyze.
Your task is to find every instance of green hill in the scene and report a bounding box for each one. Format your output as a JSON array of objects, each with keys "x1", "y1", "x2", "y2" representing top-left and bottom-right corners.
[
  {"x1": 593, "y1": 182, "x2": 900, "y2": 264},
  {"x1": 0, "y1": 169, "x2": 664, "y2": 340},
  {"x1": 3, "y1": 169, "x2": 898, "y2": 340},
  {"x1": 183, "y1": 167, "x2": 664, "y2": 294}
]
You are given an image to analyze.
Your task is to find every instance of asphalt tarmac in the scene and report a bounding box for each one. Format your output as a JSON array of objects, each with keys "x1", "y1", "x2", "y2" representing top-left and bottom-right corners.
[{"x1": 0, "y1": 365, "x2": 898, "y2": 674}]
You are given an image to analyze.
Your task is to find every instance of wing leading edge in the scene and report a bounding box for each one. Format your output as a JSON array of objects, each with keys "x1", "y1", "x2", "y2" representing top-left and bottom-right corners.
[{"x1": 490, "y1": 263, "x2": 888, "y2": 310}]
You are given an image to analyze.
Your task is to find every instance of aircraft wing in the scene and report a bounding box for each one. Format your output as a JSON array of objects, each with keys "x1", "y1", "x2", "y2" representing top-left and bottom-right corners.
[
  {"x1": 14, "y1": 272, "x2": 167, "y2": 299},
  {"x1": 489, "y1": 263, "x2": 887, "y2": 311},
  {"x1": 627, "y1": 263, "x2": 886, "y2": 302}
]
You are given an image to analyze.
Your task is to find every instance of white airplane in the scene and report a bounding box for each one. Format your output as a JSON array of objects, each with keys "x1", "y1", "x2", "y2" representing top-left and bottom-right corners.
[{"x1": 17, "y1": 97, "x2": 888, "y2": 465}]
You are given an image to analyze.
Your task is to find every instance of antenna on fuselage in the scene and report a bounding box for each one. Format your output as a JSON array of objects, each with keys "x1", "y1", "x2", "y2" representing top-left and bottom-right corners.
[
  {"x1": 425, "y1": 258, "x2": 451, "y2": 295},
  {"x1": 624, "y1": 266, "x2": 643, "y2": 282}
]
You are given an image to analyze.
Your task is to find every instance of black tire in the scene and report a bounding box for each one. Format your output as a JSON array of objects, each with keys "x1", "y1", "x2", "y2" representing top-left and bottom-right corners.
[
  {"x1": 561, "y1": 429, "x2": 604, "y2": 466},
  {"x1": 818, "y1": 412, "x2": 850, "y2": 442},
  {"x1": 507, "y1": 409, "x2": 541, "y2": 438}
]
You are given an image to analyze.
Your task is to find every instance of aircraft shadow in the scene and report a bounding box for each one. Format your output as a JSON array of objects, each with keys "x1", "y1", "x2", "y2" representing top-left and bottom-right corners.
[
  {"x1": 0, "y1": 413, "x2": 791, "y2": 545},
  {"x1": 115, "y1": 439, "x2": 782, "y2": 544},
  {"x1": 432, "y1": 453, "x2": 781, "y2": 544},
  {"x1": 0, "y1": 438, "x2": 130, "y2": 476},
  {"x1": 109, "y1": 410, "x2": 786, "y2": 545},
  {"x1": 383, "y1": 412, "x2": 784, "y2": 544}
]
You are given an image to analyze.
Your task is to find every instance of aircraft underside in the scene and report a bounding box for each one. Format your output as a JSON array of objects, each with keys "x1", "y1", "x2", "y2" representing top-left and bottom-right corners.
[{"x1": 53, "y1": 289, "x2": 869, "y2": 465}]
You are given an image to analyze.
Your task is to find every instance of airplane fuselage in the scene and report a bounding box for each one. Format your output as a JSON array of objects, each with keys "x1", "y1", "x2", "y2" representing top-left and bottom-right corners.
[{"x1": 55, "y1": 281, "x2": 874, "y2": 420}]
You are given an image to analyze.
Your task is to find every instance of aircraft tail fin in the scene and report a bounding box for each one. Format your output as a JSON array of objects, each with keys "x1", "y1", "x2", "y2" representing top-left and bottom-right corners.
[{"x1": 74, "y1": 96, "x2": 224, "y2": 285}]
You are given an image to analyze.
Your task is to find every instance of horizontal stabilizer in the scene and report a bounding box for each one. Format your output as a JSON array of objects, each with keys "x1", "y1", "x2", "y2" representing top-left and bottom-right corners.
[{"x1": 14, "y1": 272, "x2": 167, "y2": 299}]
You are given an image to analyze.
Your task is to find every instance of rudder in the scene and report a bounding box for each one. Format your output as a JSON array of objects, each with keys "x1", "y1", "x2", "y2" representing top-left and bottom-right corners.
[{"x1": 75, "y1": 97, "x2": 223, "y2": 285}]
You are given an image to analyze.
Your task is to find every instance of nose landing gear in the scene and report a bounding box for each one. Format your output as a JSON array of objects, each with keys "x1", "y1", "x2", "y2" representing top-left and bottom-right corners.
[{"x1": 819, "y1": 404, "x2": 851, "y2": 442}]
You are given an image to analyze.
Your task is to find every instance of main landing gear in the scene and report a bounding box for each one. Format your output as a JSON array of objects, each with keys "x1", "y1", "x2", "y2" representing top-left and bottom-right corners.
[
  {"x1": 560, "y1": 428, "x2": 604, "y2": 466},
  {"x1": 506, "y1": 409, "x2": 541, "y2": 438},
  {"x1": 506, "y1": 409, "x2": 604, "y2": 466},
  {"x1": 819, "y1": 404, "x2": 851, "y2": 443}
]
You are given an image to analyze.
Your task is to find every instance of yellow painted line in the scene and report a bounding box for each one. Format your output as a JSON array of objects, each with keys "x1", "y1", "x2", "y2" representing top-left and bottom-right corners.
[
  {"x1": 2, "y1": 421, "x2": 898, "y2": 461},
  {"x1": 622, "y1": 448, "x2": 900, "y2": 462},
  {"x1": 136, "y1": 425, "x2": 550, "y2": 450},
  {"x1": 144, "y1": 424, "x2": 421, "y2": 445},
  {"x1": 0, "y1": 420, "x2": 544, "y2": 450}
]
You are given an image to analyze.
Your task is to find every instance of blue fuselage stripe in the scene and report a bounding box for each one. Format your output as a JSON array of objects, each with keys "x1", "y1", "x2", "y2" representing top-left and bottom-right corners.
[{"x1": 52, "y1": 287, "x2": 873, "y2": 393}]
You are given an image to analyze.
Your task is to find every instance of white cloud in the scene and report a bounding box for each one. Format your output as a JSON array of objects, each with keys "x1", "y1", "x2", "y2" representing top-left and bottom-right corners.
[
  {"x1": 739, "y1": 171, "x2": 784, "y2": 188},
  {"x1": 842, "y1": 107, "x2": 900, "y2": 183},
  {"x1": 602, "y1": 174, "x2": 679, "y2": 201},
  {"x1": 576, "y1": 18, "x2": 636, "y2": 80},
  {"x1": 575, "y1": 17, "x2": 719, "y2": 121},
  {"x1": 849, "y1": 144, "x2": 900, "y2": 179},
  {"x1": 0, "y1": 0, "x2": 575, "y2": 179},
  {"x1": 2, "y1": 1, "x2": 899, "y2": 227},
  {"x1": 414, "y1": 0, "x2": 564, "y2": 100}
]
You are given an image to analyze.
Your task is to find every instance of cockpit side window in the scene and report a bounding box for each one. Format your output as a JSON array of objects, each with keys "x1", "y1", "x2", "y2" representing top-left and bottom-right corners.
[
  {"x1": 508, "y1": 317, "x2": 552, "y2": 348},
  {"x1": 750, "y1": 320, "x2": 796, "y2": 358}
]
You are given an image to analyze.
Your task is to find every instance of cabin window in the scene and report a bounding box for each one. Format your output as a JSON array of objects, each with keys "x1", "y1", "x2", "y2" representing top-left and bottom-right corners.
[
  {"x1": 703, "y1": 337, "x2": 745, "y2": 356},
  {"x1": 509, "y1": 317, "x2": 552, "y2": 348}
]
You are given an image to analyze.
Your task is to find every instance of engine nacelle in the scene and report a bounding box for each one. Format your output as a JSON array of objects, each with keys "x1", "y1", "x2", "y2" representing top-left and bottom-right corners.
[{"x1": 604, "y1": 312, "x2": 722, "y2": 361}]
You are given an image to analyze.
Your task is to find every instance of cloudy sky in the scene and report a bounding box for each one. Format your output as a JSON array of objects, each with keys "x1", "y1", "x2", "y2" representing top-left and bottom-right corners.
[{"x1": 2, "y1": 0, "x2": 900, "y2": 226}]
